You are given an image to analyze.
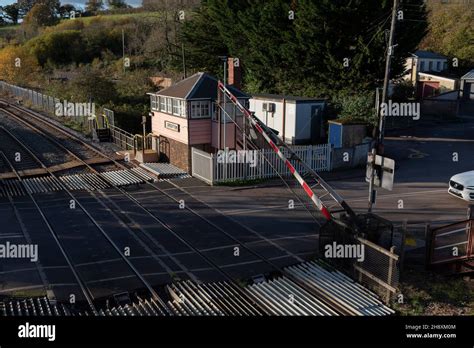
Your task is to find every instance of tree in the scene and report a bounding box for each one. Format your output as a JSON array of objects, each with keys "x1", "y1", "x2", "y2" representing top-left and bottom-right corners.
[
  {"x1": 59, "y1": 4, "x2": 77, "y2": 18},
  {"x1": 17, "y1": 0, "x2": 35, "y2": 16},
  {"x1": 22, "y1": 2, "x2": 59, "y2": 29},
  {"x1": 142, "y1": 0, "x2": 201, "y2": 11},
  {"x1": 181, "y1": 0, "x2": 428, "y2": 98},
  {"x1": 27, "y1": 30, "x2": 87, "y2": 66},
  {"x1": 107, "y1": 0, "x2": 128, "y2": 9},
  {"x1": 1, "y1": 4, "x2": 20, "y2": 24},
  {"x1": 17, "y1": 0, "x2": 60, "y2": 17},
  {"x1": 420, "y1": 2, "x2": 474, "y2": 66},
  {"x1": 85, "y1": 0, "x2": 104, "y2": 13},
  {"x1": 70, "y1": 70, "x2": 117, "y2": 105},
  {"x1": 0, "y1": 45, "x2": 40, "y2": 84}
]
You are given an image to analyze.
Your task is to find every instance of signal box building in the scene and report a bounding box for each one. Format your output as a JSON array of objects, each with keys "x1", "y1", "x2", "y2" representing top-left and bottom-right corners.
[{"x1": 149, "y1": 72, "x2": 250, "y2": 172}]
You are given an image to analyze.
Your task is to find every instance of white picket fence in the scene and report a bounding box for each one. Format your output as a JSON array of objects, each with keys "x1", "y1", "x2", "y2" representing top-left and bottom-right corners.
[{"x1": 192, "y1": 144, "x2": 332, "y2": 185}]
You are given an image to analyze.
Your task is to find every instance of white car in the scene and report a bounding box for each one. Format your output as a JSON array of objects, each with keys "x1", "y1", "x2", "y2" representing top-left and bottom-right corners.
[{"x1": 448, "y1": 171, "x2": 474, "y2": 201}]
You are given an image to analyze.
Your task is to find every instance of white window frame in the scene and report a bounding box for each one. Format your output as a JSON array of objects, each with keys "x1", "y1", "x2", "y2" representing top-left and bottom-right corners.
[
  {"x1": 172, "y1": 98, "x2": 180, "y2": 116},
  {"x1": 190, "y1": 100, "x2": 210, "y2": 119},
  {"x1": 166, "y1": 98, "x2": 172, "y2": 114},
  {"x1": 160, "y1": 97, "x2": 166, "y2": 112},
  {"x1": 151, "y1": 95, "x2": 158, "y2": 111}
]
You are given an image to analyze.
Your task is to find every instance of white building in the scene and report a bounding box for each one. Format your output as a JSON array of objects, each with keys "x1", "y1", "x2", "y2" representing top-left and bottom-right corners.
[
  {"x1": 249, "y1": 94, "x2": 326, "y2": 145},
  {"x1": 405, "y1": 50, "x2": 448, "y2": 83}
]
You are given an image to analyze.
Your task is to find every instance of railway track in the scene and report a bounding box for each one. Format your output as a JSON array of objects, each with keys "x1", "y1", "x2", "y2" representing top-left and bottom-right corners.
[
  {"x1": 0, "y1": 101, "x2": 358, "y2": 315},
  {"x1": 1, "y1": 103, "x2": 110, "y2": 166},
  {"x1": 0, "y1": 127, "x2": 40, "y2": 174},
  {"x1": 0, "y1": 126, "x2": 170, "y2": 313}
]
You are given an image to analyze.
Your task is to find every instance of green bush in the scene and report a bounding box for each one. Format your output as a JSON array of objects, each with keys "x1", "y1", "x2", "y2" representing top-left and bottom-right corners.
[
  {"x1": 26, "y1": 30, "x2": 86, "y2": 66},
  {"x1": 332, "y1": 90, "x2": 377, "y2": 126}
]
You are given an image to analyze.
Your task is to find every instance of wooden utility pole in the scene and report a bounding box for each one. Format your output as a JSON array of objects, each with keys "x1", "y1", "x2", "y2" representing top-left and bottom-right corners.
[
  {"x1": 368, "y1": 0, "x2": 399, "y2": 212},
  {"x1": 182, "y1": 43, "x2": 187, "y2": 79}
]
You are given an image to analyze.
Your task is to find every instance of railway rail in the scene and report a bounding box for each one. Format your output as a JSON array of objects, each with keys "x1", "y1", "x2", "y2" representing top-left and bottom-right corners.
[
  {"x1": 0, "y1": 127, "x2": 40, "y2": 174},
  {"x1": 0, "y1": 125, "x2": 170, "y2": 313},
  {"x1": 0, "y1": 102, "x2": 274, "y2": 314},
  {"x1": 0, "y1": 101, "x2": 389, "y2": 315}
]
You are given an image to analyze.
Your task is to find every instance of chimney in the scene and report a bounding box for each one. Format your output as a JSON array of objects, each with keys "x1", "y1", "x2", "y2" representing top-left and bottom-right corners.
[{"x1": 227, "y1": 57, "x2": 242, "y2": 90}]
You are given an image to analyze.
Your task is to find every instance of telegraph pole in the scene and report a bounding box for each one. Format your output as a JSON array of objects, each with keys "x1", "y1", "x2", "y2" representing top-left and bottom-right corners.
[
  {"x1": 122, "y1": 29, "x2": 126, "y2": 74},
  {"x1": 368, "y1": 0, "x2": 399, "y2": 212},
  {"x1": 182, "y1": 43, "x2": 187, "y2": 79}
]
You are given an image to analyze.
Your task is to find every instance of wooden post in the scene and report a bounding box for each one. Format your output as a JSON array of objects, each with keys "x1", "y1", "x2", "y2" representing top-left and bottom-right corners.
[
  {"x1": 399, "y1": 220, "x2": 407, "y2": 277},
  {"x1": 386, "y1": 246, "x2": 396, "y2": 303},
  {"x1": 468, "y1": 206, "x2": 474, "y2": 259},
  {"x1": 425, "y1": 223, "x2": 432, "y2": 270},
  {"x1": 468, "y1": 205, "x2": 474, "y2": 220}
]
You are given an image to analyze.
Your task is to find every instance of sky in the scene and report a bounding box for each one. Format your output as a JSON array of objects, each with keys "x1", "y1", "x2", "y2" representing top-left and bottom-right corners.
[{"x1": 0, "y1": 0, "x2": 142, "y2": 8}]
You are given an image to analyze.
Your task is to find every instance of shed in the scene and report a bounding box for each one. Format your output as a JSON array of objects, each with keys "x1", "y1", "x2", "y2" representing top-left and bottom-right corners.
[
  {"x1": 328, "y1": 121, "x2": 367, "y2": 149},
  {"x1": 249, "y1": 94, "x2": 326, "y2": 145}
]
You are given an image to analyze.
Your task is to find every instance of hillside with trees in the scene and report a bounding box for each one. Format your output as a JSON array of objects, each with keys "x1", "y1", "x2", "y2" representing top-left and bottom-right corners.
[
  {"x1": 0, "y1": 0, "x2": 470, "y2": 130},
  {"x1": 0, "y1": 1, "x2": 196, "y2": 132},
  {"x1": 420, "y1": 1, "x2": 474, "y2": 67}
]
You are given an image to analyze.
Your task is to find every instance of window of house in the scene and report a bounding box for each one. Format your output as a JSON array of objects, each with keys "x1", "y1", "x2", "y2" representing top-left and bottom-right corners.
[
  {"x1": 437, "y1": 61, "x2": 442, "y2": 71},
  {"x1": 211, "y1": 100, "x2": 247, "y2": 121},
  {"x1": 151, "y1": 95, "x2": 158, "y2": 111},
  {"x1": 160, "y1": 97, "x2": 166, "y2": 112},
  {"x1": 166, "y1": 98, "x2": 172, "y2": 113},
  {"x1": 172, "y1": 99, "x2": 186, "y2": 117},
  {"x1": 190, "y1": 101, "x2": 210, "y2": 118},
  {"x1": 172, "y1": 99, "x2": 180, "y2": 115},
  {"x1": 428, "y1": 61, "x2": 433, "y2": 71},
  {"x1": 420, "y1": 61, "x2": 425, "y2": 71}
]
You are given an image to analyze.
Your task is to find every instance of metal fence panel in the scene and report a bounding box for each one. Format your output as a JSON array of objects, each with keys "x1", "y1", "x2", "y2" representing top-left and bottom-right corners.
[
  {"x1": 110, "y1": 125, "x2": 135, "y2": 150},
  {"x1": 319, "y1": 216, "x2": 399, "y2": 304},
  {"x1": 430, "y1": 220, "x2": 473, "y2": 265}
]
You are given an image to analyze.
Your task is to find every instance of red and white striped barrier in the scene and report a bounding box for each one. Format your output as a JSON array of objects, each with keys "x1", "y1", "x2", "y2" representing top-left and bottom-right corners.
[{"x1": 217, "y1": 81, "x2": 332, "y2": 221}]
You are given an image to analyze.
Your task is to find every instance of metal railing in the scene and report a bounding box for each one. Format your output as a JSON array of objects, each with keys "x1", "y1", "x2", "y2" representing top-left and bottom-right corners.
[
  {"x1": 428, "y1": 219, "x2": 473, "y2": 266},
  {"x1": 110, "y1": 126, "x2": 135, "y2": 150}
]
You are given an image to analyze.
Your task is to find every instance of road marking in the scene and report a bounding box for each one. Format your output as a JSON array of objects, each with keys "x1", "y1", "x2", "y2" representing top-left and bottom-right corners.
[
  {"x1": 386, "y1": 136, "x2": 474, "y2": 143},
  {"x1": 408, "y1": 148, "x2": 430, "y2": 159},
  {"x1": 221, "y1": 203, "x2": 305, "y2": 216}
]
